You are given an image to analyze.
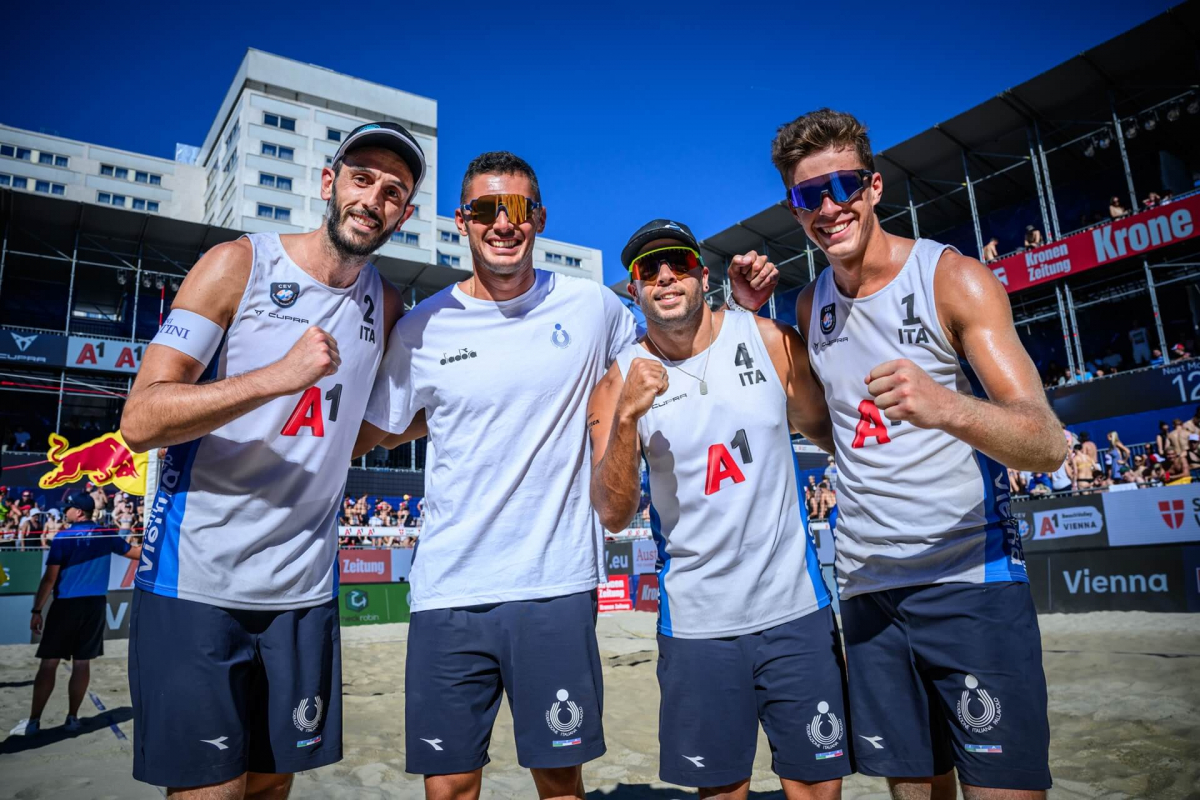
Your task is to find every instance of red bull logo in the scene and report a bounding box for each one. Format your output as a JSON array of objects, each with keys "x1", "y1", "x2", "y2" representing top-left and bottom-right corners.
[{"x1": 38, "y1": 432, "x2": 147, "y2": 495}]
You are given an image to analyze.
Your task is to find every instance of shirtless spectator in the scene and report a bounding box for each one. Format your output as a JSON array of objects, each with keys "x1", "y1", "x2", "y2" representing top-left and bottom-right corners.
[
  {"x1": 1007, "y1": 468, "x2": 1027, "y2": 496},
  {"x1": 1109, "y1": 197, "x2": 1128, "y2": 219},
  {"x1": 1164, "y1": 448, "x2": 1190, "y2": 485},
  {"x1": 87, "y1": 482, "x2": 108, "y2": 524},
  {"x1": 1186, "y1": 407, "x2": 1200, "y2": 435},
  {"x1": 396, "y1": 504, "x2": 410, "y2": 528},
  {"x1": 115, "y1": 501, "x2": 137, "y2": 544},
  {"x1": 804, "y1": 475, "x2": 820, "y2": 519},
  {"x1": 1156, "y1": 422, "x2": 1171, "y2": 456},
  {"x1": 1168, "y1": 419, "x2": 1191, "y2": 456},
  {"x1": 353, "y1": 494, "x2": 369, "y2": 521},
  {"x1": 1024, "y1": 225, "x2": 1044, "y2": 249},
  {"x1": 1070, "y1": 444, "x2": 1098, "y2": 492},
  {"x1": 40, "y1": 510, "x2": 62, "y2": 549},
  {"x1": 981, "y1": 237, "x2": 999, "y2": 262},
  {"x1": 1143, "y1": 192, "x2": 1161, "y2": 210},
  {"x1": 1122, "y1": 453, "x2": 1149, "y2": 485},
  {"x1": 1078, "y1": 431, "x2": 1097, "y2": 462},
  {"x1": 1187, "y1": 435, "x2": 1200, "y2": 479},
  {"x1": 816, "y1": 480, "x2": 836, "y2": 520}
]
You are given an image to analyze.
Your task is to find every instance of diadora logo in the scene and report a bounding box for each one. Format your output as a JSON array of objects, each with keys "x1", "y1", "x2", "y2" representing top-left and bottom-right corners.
[
  {"x1": 551, "y1": 323, "x2": 571, "y2": 349},
  {"x1": 1160, "y1": 499, "x2": 1185, "y2": 529},
  {"x1": 293, "y1": 696, "x2": 324, "y2": 733},
  {"x1": 439, "y1": 347, "x2": 477, "y2": 365},
  {"x1": 858, "y1": 735, "x2": 884, "y2": 750},
  {"x1": 956, "y1": 674, "x2": 1001, "y2": 734},
  {"x1": 545, "y1": 689, "x2": 583, "y2": 737},
  {"x1": 421, "y1": 737, "x2": 444, "y2": 751},
  {"x1": 271, "y1": 282, "x2": 301, "y2": 308},
  {"x1": 806, "y1": 701, "x2": 843, "y2": 750},
  {"x1": 11, "y1": 332, "x2": 37, "y2": 351},
  {"x1": 201, "y1": 736, "x2": 229, "y2": 750},
  {"x1": 682, "y1": 755, "x2": 705, "y2": 768},
  {"x1": 819, "y1": 303, "x2": 836, "y2": 334}
]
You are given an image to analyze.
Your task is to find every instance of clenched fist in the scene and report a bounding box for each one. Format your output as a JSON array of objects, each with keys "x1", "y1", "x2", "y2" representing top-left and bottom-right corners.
[
  {"x1": 728, "y1": 250, "x2": 779, "y2": 312},
  {"x1": 618, "y1": 358, "x2": 670, "y2": 423},
  {"x1": 865, "y1": 358, "x2": 956, "y2": 430},
  {"x1": 275, "y1": 326, "x2": 341, "y2": 393}
]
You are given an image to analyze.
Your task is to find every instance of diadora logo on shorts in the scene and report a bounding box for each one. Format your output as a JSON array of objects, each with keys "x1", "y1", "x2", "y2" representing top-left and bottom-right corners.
[
  {"x1": 858, "y1": 735, "x2": 884, "y2": 750},
  {"x1": 682, "y1": 755, "x2": 705, "y2": 768},
  {"x1": 271, "y1": 282, "x2": 301, "y2": 308},
  {"x1": 545, "y1": 689, "x2": 583, "y2": 740},
  {"x1": 806, "y1": 700, "x2": 844, "y2": 755},
  {"x1": 956, "y1": 674, "x2": 1001, "y2": 734},
  {"x1": 439, "y1": 347, "x2": 477, "y2": 365},
  {"x1": 293, "y1": 696, "x2": 324, "y2": 733},
  {"x1": 551, "y1": 323, "x2": 571, "y2": 349},
  {"x1": 819, "y1": 303, "x2": 836, "y2": 334}
]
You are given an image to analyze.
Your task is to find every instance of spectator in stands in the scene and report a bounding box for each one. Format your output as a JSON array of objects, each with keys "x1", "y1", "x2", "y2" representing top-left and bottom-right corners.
[
  {"x1": 1078, "y1": 431, "x2": 1098, "y2": 462},
  {"x1": 981, "y1": 237, "x2": 999, "y2": 262},
  {"x1": 12, "y1": 426, "x2": 33, "y2": 451},
  {"x1": 1105, "y1": 431, "x2": 1132, "y2": 481},
  {"x1": 396, "y1": 503, "x2": 410, "y2": 528},
  {"x1": 40, "y1": 510, "x2": 62, "y2": 549},
  {"x1": 1007, "y1": 468, "x2": 1027, "y2": 496},
  {"x1": 817, "y1": 480, "x2": 836, "y2": 520},
  {"x1": 1024, "y1": 225, "x2": 1043, "y2": 249},
  {"x1": 804, "y1": 475, "x2": 820, "y2": 519},
  {"x1": 1071, "y1": 444, "x2": 1098, "y2": 492},
  {"x1": 115, "y1": 501, "x2": 137, "y2": 544},
  {"x1": 823, "y1": 455, "x2": 837, "y2": 486},
  {"x1": 87, "y1": 483, "x2": 108, "y2": 525},
  {"x1": 1027, "y1": 472, "x2": 1052, "y2": 496},
  {"x1": 1162, "y1": 192, "x2": 1175, "y2": 205},
  {"x1": 1168, "y1": 419, "x2": 1192, "y2": 456},
  {"x1": 1, "y1": 517, "x2": 16, "y2": 548},
  {"x1": 1122, "y1": 453, "x2": 1149, "y2": 485},
  {"x1": 1157, "y1": 421, "x2": 1172, "y2": 456},
  {"x1": 1163, "y1": 447, "x2": 1190, "y2": 485},
  {"x1": 1187, "y1": 435, "x2": 1200, "y2": 479},
  {"x1": 1108, "y1": 197, "x2": 1128, "y2": 219},
  {"x1": 1143, "y1": 192, "x2": 1161, "y2": 210},
  {"x1": 353, "y1": 494, "x2": 369, "y2": 520},
  {"x1": 1150, "y1": 349, "x2": 1166, "y2": 366},
  {"x1": 1171, "y1": 343, "x2": 1192, "y2": 361}
]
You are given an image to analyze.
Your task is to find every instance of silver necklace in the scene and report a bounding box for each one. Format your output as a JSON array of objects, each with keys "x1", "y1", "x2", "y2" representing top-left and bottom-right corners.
[{"x1": 644, "y1": 319, "x2": 715, "y2": 396}]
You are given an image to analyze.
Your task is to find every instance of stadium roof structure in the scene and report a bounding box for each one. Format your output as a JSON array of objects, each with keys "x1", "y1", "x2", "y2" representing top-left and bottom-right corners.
[
  {"x1": 702, "y1": 2, "x2": 1200, "y2": 297},
  {"x1": 0, "y1": 189, "x2": 468, "y2": 303}
]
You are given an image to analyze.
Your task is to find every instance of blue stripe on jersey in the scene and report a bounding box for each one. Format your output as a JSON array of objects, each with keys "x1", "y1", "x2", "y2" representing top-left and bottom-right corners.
[
  {"x1": 790, "y1": 445, "x2": 831, "y2": 609},
  {"x1": 134, "y1": 346, "x2": 222, "y2": 598},
  {"x1": 649, "y1": 503, "x2": 672, "y2": 636},
  {"x1": 958, "y1": 358, "x2": 1027, "y2": 583}
]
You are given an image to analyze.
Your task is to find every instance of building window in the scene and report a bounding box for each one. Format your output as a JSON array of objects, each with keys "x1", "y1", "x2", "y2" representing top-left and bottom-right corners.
[
  {"x1": 259, "y1": 173, "x2": 293, "y2": 191},
  {"x1": 325, "y1": 155, "x2": 333, "y2": 167},
  {"x1": 11, "y1": 176, "x2": 27, "y2": 189},
  {"x1": 4, "y1": 146, "x2": 33, "y2": 161},
  {"x1": 225, "y1": 120, "x2": 240, "y2": 149},
  {"x1": 261, "y1": 143, "x2": 293, "y2": 161},
  {"x1": 0, "y1": 174, "x2": 9, "y2": 186},
  {"x1": 55, "y1": 155, "x2": 69, "y2": 167},
  {"x1": 327, "y1": 128, "x2": 344, "y2": 142},
  {"x1": 565, "y1": 256, "x2": 582, "y2": 267},
  {"x1": 439, "y1": 231, "x2": 460, "y2": 243},
  {"x1": 0, "y1": 144, "x2": 13, "y2": 158},
  {"x1": 223, "y1": 152, "x2": 238, "y2": 173},
  {"x1": 544, "y1": 252, "x2": 563, "y2": 264},
  {"x1": 257, "y1": 203, "x2": 291, "y2": 222},
  {"x1": 391, "y1": 231, "x2": 420, "y2": 246},
  {"x1": 98, "y1": 192, "x2": 126, "y2": 207},
  {"x1": 263, "y1": 112, "x2": 297, "y2": 131},
  {"x1": 38, "y1": 152, "x2": 69, "y2": 166},
  {"x1": 34, "y1": 180, "x2": 64, "y2": 195},
  {"x1": 150, "y1": 174, "x2": 161, "y2": 185},
  {"x1": 134, "y1": 170, "x2": 162, "y2": 184},
  {"x1": 438, "y1": 252, "x2": 461, "y2": 267},
  {"x1": 132, "y1": 198, "x2": 146, "y2": 210},
  {"x1": 112, "y1": 194, "x2": 126, "y2": 206},
  {"x1": 52, "y1": 183, "x2": 65, "y2": 196},
  {"x1": 101, "y1": 165, "x2": 131, "y2": 179},
  {"x1": 98, "y1": 191, "x2": 110, "y2": 203},
  {"x1": 148, "y1": 201, "x2": 159, "y2": 213},
  {"x1": 101, "y1": 164, "x2": 113, "y2": 176}
]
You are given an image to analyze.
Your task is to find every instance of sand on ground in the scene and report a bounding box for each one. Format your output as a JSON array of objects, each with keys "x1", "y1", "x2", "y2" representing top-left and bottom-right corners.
[{"x1": 1, "y1": 611, "x2": 1198, "y2": 799}]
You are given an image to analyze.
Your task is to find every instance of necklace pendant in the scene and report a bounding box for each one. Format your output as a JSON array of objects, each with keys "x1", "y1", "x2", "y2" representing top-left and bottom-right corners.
[{"x1": 699, "y1": 380, "x2": 708, "y2": 396}]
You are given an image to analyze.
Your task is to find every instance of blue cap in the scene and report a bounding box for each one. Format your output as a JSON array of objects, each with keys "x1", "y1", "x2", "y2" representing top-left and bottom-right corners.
[{"x1": 62, "y1": 492, "x2": 94, "y2": 514}]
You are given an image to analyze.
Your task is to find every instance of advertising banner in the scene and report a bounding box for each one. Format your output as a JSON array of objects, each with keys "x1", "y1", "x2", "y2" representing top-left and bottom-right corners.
[
  {"x1": 339, "y1": 582, "x2": 411, "y2": 627},
  {"x1": 38, "y1": 432, "x2": 149, "y2": 496},
  {"x1": 338, "y1": 526, "x2": 409, "y2": 539},
  {"x1": 634, "y1": 574, "x2": 659, "y2": 612},
  {"x1": 1046, "y1": 358, "x2": 1200, "y2": 424},
  {"x1": 597, "y1": 575, "x2": 632, "y2": 613},
  {"x1": 604, "y1": 541, "x2": 633, "y2": 576},
  {"x1": 1012, "y1": 494, "x2": 1108, "y2": 552},
  {"x1": 103, "y1": 590, "x2": 134, "y2": 639},
  {"x1": 631, "y1": 538, "x2": 657, "y2": 575},
  {"x1": 1102, "y1": 483, "x2": 1200, "y2": 547},
  {"x1": 66, "y1": 336, "x2": 145, "y2": 373},
  {"x1": 108, "y1": 552, "x2": 140, "y2": 591},
  {"x1": 989, "y1": 193, "x2": 1200, "y2": 294},
  {"x1": 0, "y1": 328, "x2": 67, "y2": 367},
  {"x1": 1043, "y1": 545, "x2": 1187, "y2": 613},
  {"x1": 338, "y1": 549, "x2": 392, "y2": 583},
  {"x1": 0, "y1": 551, "x2": 47, "y2": 595}
]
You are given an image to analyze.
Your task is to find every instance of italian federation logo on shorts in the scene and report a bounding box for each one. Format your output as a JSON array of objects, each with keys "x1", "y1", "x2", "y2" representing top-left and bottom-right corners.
[
  {"x1": 293, "y1": 696, "x2": 324, "y2": 733},
  {"x1": 956, "y1": 674, "x2": 1002, "y2": 734},
  {"x1": 545, "y1": 689, "x2": 583, "y2": 741},
  {"x1": 806, "y1": 700, "x2": 844, "y2": 758}
]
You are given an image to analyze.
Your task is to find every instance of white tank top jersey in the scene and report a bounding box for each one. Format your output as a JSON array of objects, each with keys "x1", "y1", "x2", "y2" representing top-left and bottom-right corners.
[
  {"x1": 615, "y1": 310, "x2": 831, "y2": 639},
  {"x1": 364, "y1": 270, "x2": 637, "y2": 613},
  {"x1": 135, "y1": 232, "x2": 384, "y2": 610},
  {"x1": 806, "y1": 238, "x2": 1025, "y2": 600}
]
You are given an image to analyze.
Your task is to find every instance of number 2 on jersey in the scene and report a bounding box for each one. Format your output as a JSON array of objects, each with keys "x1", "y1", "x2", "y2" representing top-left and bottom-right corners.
[
  {"x1": 705, "y1": 429, "x2": 753, "y2": 495},
  {"x1": 281, "y1": 383, "x2": 343, "y2": 437}
]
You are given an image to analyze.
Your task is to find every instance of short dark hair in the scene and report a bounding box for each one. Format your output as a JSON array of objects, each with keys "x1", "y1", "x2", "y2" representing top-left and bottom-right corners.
[
  {"x1": 460, "y1": 151, "x2": 540, "y2": 203},
  {"x1": 771, "y1": 108, "x2": 874, "y2": 186}
]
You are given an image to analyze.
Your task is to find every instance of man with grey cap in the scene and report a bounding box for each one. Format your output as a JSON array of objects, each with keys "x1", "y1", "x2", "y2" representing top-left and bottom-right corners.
[{"x1": 120, "y1": 120, "x2": 427, "y2": 799}]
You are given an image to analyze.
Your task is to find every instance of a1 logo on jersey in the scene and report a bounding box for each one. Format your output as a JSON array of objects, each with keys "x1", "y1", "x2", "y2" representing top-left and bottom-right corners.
[{"x1": 820, "y1": 303, "x2": 836, "y2": 335}]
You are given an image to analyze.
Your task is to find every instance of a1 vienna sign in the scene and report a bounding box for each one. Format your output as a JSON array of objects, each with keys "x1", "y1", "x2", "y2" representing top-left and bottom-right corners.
[{"x1": 67, "y1": 336, "x2": 145, "y2": 373}]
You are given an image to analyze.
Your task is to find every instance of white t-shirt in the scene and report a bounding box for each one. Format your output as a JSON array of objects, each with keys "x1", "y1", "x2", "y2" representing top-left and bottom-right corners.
[{"x1": 365, "y1": 270, "x2": 636, "y2": 612}]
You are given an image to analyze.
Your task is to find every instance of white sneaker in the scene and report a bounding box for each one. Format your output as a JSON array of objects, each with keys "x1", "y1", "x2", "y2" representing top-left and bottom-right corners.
[
  {"x1": 64, "y1": 715, "x2": 82, "y2": 732},
  {"x1": 10, "y1": 718, "x2": 40, "y2": 736}
]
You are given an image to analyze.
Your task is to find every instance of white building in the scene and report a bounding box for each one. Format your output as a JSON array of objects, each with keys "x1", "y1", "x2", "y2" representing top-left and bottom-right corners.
[{"x1": 0, "y1": 48, "x2": 604, "y2": 289}]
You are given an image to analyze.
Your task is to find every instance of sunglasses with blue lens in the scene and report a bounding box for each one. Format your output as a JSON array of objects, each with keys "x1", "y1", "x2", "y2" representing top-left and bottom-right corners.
[{"x1": 786, "y1": 169, "x2": 874, "y2": 212}]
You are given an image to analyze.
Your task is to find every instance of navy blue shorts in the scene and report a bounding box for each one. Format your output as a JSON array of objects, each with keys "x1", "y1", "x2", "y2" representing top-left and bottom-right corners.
[
  {"x1": 841, "y1": 582, "x2": 1051, "y2": 791},
  {"x1": 405, "y1": 589, "x2": 605, "y2": 774},
  {"x1": 129, "y1": 588, "x2": 342, "y2": 788},
  {"x1": 657, "y1": 605, "x2": 853, "y2": 788}
]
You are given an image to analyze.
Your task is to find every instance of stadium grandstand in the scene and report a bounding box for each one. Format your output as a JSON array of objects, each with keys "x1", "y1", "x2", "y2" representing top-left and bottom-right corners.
[{"x1": 702, "y1": 4, "x2": 1200, "y2": 508}]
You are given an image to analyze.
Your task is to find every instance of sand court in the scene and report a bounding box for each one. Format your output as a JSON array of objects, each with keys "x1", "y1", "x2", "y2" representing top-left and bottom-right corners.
[{"x1": 1, "y1": 610, "x2": 1197, "y2": 799}]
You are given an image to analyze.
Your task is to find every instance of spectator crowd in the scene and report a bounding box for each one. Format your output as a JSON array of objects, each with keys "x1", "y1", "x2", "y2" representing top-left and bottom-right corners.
[
  {"x1": 2, "y1": 482, "x2": 142, "y2": 550},
  {"x1": 336, "y1": 493, "x2": 423, "y2": 549}
]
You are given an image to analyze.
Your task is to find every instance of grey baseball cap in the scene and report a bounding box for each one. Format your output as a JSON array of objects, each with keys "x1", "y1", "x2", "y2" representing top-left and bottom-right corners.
[{"x1": 333, "y1": 121, "x2": 427, "y2": 200}]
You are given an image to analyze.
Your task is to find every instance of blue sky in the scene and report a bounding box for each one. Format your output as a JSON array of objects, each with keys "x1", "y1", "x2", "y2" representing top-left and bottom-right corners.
[{"x1": 1, "y1": 1, "x2": 1175, "y2": 286}]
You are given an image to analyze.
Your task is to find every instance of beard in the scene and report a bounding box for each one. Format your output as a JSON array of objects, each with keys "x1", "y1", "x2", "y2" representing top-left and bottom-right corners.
[
  {"x1": 641, "y1": 287, "x2": 704, "y2": 331},
  {"x1": 325, "y1": 184, "x2": 396, "y2": 258}
]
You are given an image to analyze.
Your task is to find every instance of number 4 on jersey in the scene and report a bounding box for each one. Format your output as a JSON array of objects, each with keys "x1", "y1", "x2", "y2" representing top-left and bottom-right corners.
[
  {"x1": 281, "y1": 383, "x2": 343, "y2": 437},
  {"x1": 705, "y1": 429, "x2": 754, "y2": 495}
]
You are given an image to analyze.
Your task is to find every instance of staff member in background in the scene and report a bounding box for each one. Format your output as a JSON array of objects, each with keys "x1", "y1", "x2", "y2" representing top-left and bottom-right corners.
[{"x1": 9, "y1": 492, "x2": 141, "y2": 736}]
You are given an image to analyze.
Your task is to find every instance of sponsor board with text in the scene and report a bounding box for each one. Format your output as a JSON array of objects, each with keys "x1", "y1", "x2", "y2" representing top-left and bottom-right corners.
[
  {"x1": 1043, "y1": 546, "x2": 1187, "y2": 613},
  {"x1": 339, "y1": 583, "x2": 411, "y2": 626},
  {"x1": 604, "y1": 541, "x2": 633, "y2": 576},
  {"x1": 338, "y1": 549, "x2": 392, "y2": 583},
  {"x1": 597, "y1": 575, "x2": 632, "y2": 613},
  {"x1": 0, "y1": 329, "x2": 68, "y2": 366},
  {"x1": 67, "y1": 336, "x2": 145, "y2": 373},
  {"x1": 632, "y1": 538, "x2": 657, "y2": 575},
  {"x1": 1102, "y1": 483, "x2": 1200, "y2": 547},
  {"x1": 1012, "y1": 494, "x2": 1108, "y2": 552},
  {"x1": 0, "y1": 551, "x2": 47, "y2": 595},
  {"x1": 634, "y1": 574, "x2": 659, "y2": 612}
]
